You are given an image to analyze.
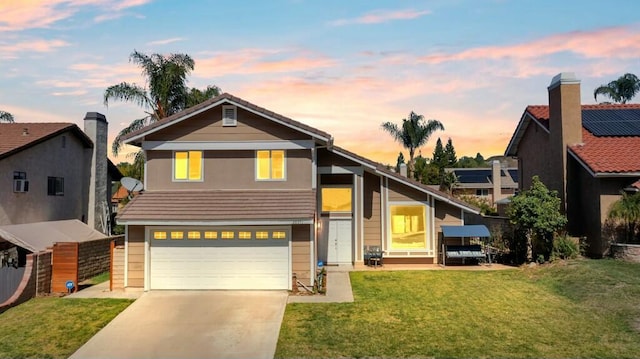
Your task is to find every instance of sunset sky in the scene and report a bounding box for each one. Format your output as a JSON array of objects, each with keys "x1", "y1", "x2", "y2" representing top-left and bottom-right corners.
[{"x1": 2, "y1": 0, "x2": 640, "y2": 165}]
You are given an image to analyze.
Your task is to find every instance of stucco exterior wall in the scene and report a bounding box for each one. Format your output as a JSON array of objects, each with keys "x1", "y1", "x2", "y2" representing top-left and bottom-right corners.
[
  {"x1": 363, "y1": 172, "x2": 381, "y2": 248},
  {"x1": 126, "y1": 225, "x2": 145, "y2": 288},
  {"x1": 517, "y1": 121, "x2": 553, "y2": 193},
  {"x1": 291, "y1": 224, "x2": 311, "y2": 286},
  {"x1": 0, "y1": 132, "x2": 90, "y2": 226},
  {"x1": 145, "y1": 149, "x2": 312, "y2": 190}
]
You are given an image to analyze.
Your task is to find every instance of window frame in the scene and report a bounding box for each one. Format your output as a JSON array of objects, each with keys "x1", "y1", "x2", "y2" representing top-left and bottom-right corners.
[
  {"x1": 222, "y1": 105, "x2": 237, "y2": 127},
  {"x1": 172, "y1": 150, "x2": 204, "y2": 182},
  {"x1": 255, "y1": 150, "x2": 286, "y2": 181},
  {"x1": 387, "y1": 202, "x2": 429, "y2": 252},
  {"x1": 47, "y1": 176, "x2": 64, "y2": 196}
]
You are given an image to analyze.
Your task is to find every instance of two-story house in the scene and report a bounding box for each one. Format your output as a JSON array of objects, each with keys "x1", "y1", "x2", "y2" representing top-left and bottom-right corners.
[
  {"x1": 446, "y1": 160, "x2": 518, "y2": 205},
  {"x1": 505, "y1": 73, "x2": 640, "y2": 257},
  {"x1": 116, "y1": 93, "x2": 480, "y2": 291}
]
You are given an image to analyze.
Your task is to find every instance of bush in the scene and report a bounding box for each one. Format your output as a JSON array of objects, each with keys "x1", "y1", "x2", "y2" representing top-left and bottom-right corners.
[{"x1": 550, "y1": 234, "x2": 580, "y2": 261}]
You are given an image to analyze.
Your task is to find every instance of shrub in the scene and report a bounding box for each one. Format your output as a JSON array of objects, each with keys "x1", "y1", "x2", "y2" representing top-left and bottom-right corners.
[{"x1": 550, "y1": 234, "x2": 580, "y2": 261}]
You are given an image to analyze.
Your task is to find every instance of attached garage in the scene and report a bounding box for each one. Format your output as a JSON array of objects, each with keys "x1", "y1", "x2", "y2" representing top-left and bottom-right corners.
[{"x1": 149, "y1": 227, "x2": 291, "y2": 290}]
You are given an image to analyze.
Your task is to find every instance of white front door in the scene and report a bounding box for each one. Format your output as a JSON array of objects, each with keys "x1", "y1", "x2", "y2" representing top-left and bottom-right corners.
[{"x1": 327, "y1": 219, "x2": 352, "y2": 264}]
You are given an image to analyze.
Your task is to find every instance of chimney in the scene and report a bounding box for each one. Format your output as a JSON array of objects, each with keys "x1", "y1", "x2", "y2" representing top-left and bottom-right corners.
[
  {"x1": 492, "y1": 160, "x2": 501, "y2": 204},
  {"x1": 399, "y1": 163, "x2": 407, "y2": 177},
  {"x1": 84, "y1": 112, "x2": 108, "y2": 233},
  {"x1": 548, "y1": 72, "x2": 582, "y2": 212}
]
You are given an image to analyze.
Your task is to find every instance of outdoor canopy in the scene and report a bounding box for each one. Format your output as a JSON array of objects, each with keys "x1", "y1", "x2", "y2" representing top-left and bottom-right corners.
[{"x1": 441, "y1": 224, "x2": 490, "y2": 238}]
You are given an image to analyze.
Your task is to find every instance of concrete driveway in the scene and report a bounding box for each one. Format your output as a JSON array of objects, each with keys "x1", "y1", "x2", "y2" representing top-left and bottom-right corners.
[{"x1": 69, "y1": 291, "x2": 288, "y2": 359}]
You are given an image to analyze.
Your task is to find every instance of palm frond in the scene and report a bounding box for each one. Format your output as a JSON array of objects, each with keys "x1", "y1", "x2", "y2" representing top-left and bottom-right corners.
[
  {"x1": 111, "y1": 117, "x2": 150, "y2": 156},
  {"x1": 104, "y1": 82, "x2": 153, "y2": 110}
]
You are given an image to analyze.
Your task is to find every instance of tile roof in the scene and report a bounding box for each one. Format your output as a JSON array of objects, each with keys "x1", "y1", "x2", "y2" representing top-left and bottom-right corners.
[
  {"x1": 116, "y1": 190, "x2": 316, "y2": 223},
  {"x1": 521, "y1": 104, "x2": 640, "y2": 174},
  {"x1": 0, "y1": 123, "x2": 92, "y2": 159},
  {"x1": 122, "y1": 92, "x2": 332, "y2": 144}
]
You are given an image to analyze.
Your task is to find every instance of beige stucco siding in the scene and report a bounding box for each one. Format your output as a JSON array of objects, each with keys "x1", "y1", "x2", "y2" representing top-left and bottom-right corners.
[
  {"x1": 387, "y1": 179, "x2": 428, "y2": 202},
  {"x1": 517, "y1": 121, "x2": 553, "y2": 192},
  {"x1": 0, "y1": 131, "x2": 90, "y2": 226},
  {"x1": 146, "y1": 106, "x2": 310, "y2": 142},
  {"x1": 126, "y1": 225, "x2": 145, "y2": 288},
  {"x1": 435, "y1": 201, "x2": 464, "y2": 247},
  {"x1": 291, "y1": 224, "x2": 311, "y2": 286},
  {"x1": 363, "y1": 172, "x2": 381, "y2": 247},
  {"x1": 145, "y1": 149, "x2": 312, "y2": 190}
]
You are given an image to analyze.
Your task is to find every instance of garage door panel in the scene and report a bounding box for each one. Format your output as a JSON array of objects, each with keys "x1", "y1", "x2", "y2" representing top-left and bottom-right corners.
[{"x1": 150, "y1": 227, "x2": 291, "y2": 290}]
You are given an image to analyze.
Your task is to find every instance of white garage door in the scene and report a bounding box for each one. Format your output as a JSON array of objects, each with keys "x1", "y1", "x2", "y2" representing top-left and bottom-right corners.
[{"x1": 149, "y1": 227, "x2": 290, "y2": 290}]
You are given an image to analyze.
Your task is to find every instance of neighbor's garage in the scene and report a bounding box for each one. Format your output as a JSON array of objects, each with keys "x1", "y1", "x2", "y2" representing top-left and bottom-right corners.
[{"x1": 149, "y1": 227, "x2": 290, "y2": 290}]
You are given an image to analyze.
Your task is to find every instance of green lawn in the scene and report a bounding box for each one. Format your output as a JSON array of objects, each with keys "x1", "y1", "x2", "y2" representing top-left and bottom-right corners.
[
  {"x1": 276, "y1": 259, "x2": 640, "y2": 358},
  {"x1": 0, "y1": 297, "x2": 132, "y2": 359}
]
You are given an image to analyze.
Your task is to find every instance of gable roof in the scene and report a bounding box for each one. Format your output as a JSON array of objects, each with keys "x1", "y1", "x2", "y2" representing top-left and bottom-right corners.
[
  {"x1": 122, "y1": 92, "x2": 332, "y2": 145},
  {"x1": 120, "y1": 92, "x2": 480, "y2": 215},
  {"x1": 505, "y1": 104, "x2": 640, "y2": 175},
  {"x1": 0, "y1": 123, "x2": 93, "y2": 160},
  {"x1": 445, "y1": 167, "x2": 518, "y2": 189}
]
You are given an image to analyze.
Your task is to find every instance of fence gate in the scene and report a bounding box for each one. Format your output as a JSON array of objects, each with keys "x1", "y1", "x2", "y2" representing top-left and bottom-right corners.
[{"x1": 52, "y1": 242, "x2": 79, "y2": 293}]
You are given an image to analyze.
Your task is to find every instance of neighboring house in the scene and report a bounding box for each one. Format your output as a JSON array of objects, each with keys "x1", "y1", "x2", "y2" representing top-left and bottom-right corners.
[
  {"x1": 111, "y1": 186, "x2": 131, "y2": 213},
  {"x1": 446, "y1": 161, "x2": 518, "y2": 205},
  {"x1": 505, "y1": 73, "x2": 640, "y2": 257},
  {"x1": 116, "y1": 93, "x2": 480, "y2": 291}
]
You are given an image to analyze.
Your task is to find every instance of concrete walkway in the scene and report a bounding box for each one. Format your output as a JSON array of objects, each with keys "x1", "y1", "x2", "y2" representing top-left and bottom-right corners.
[
  {"x1": 288, "y1": 267, "x2": 354, "y2": 303},
  {"x1": 65, "y1": 281, "x2": 143, "y2": 300},
  {"x1": 69, "y1": 291, "x2": 288, "y2": 359}
]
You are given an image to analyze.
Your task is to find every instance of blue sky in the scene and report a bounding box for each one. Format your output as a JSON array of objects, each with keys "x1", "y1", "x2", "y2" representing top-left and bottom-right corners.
[{"x1": 2, "y1": 0, "x2": 640, "y2": 165}]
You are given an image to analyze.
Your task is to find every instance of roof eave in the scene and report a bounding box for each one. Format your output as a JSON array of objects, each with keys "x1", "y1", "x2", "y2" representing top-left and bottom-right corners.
[{"x1": 505, "y1": 110, "x2": 550, "y2": 156}]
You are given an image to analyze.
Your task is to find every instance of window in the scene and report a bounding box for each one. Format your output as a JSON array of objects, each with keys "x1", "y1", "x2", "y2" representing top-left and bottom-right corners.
[
  {"x1": 222, "y1": 105, "x2": 237, "y2": 126},
  {"x1": 13, "y1": 172, "x2": 28, "y2": 193},
  {"x1": 256, "y1": 231, "x2": 269, "y2": 240},
  {"x1": 272, "y1": 231, "x2": 286, "y2": 239},
  {"x1": 476, "y1": 189, "x2": 489, "y2": 197},
  {"x1": 170, "y1": 231, "x2": 184, "y2": 240},
  {"x1": 389, "y1": 205, "x2": 426, "y2": 250},
  {"x1": 321, "y1": 187, "x2": 352, "y2": 212},
  {"x1": 153, "y1": 231, "x2": 167, "y2": 240},
  {"x1": 47, "y1": 177, "x2": 64, "y2": 196},
  {"x1": 221, "y1": 231, "x2": 235, "y2": 239},
  {"x1": 187, "y1": 231, "x2": 201, "y2": 240},
  {"x1": 174, "y1": 151, "x2": 203, "y2": 181},
  {"x1": 238, "y1": 231, "x2": 252, "y2": 239},
  {"x1": 204, "y1": 231, "x2": 217, "y2": 239},
  {"x1": 256, "y1": 150, "x2": 285, "y2": 180}
]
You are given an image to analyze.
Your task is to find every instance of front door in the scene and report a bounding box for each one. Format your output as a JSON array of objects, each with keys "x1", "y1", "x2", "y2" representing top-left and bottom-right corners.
[{"x1": 327, "y1": 218, "x2": 352, "y2": 264}]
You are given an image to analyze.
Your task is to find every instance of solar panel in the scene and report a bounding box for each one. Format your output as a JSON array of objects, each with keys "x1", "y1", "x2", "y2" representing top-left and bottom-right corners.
[
  {"x1": 508, "y1": 169, "x2": 519, "y2": 183},
  {"x1": 453, "y1": 169, "x2": 491, "y2": 184},
  {"x1": 582, "y1": 109, "x2": 640, "y2": 136}
]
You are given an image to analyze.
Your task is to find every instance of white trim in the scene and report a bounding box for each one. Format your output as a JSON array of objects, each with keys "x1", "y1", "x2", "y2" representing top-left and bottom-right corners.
[
  {"x1": 172, "y1": 150, "x2": 204, "y2": 182},
  {"x1": 386, "y1": 200, "x2": 432, "y2": 254},
  {"x1": 383, "y1": 177, "x2": 389, "y2": 251},
  {"x1": 359, "y1": 174, "x2": 364, "y2": 261},
  {"x1": 255, "y1": 149, "x2": 287, "y2": 182},
  {"x1": 309, "y1": 224, "x2": 315, "y2": 287},
  {"x1": 353, "y1": 173, "x2": 358, "y2": 262},
  {"x1": 318, "y1": 166, "x2": 363, "y2": 175},
  {"x1": 124, "y1": 98, "x2": 331, "y2": 144},
  {"x1": 143, "y1": 150, "x2": 148, "y2": 190},
  {"x1": 144, "y1": 227, "x2": 150, "y2": 291},
  {"x1": 124, "y1": 225, "x2": 128, "y2": 288},
  {"x1": 141, "y1": 140, "x2": 315, "y2": 151},
  {"x1": 117, "y1": 219, "x2": 314, "y2": 226},
  {"x1": 222, "y1": 105, "x2": 237, "y2": 127},
  {"x1": 431, "y1": 196, "x2": 436, "y2": 263}
]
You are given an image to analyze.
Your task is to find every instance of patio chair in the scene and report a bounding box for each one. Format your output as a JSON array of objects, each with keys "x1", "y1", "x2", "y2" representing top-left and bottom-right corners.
[
  {"x1": 368, "y1": 246, "x2": 383, "y2": 268},
  {"x1": 363, "y1": 245, "x2": 371, "y2": 266}
]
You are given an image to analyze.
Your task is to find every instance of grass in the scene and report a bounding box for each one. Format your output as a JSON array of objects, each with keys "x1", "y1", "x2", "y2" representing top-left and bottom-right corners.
[
  {"x1": 0, "y1": 297, "x2": 132, "y2": 359},
  {"x1": 86, "y1": 271, "x2": 110, "y2": 284},
  {"x1": 276, "y1": 259, "x2": 640, "y2": 358}
]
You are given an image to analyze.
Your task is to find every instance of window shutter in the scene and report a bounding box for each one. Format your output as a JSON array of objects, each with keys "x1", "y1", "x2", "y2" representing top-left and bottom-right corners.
[{"x1": 222, "y1": 105, "x2": 237, "y2": 126}]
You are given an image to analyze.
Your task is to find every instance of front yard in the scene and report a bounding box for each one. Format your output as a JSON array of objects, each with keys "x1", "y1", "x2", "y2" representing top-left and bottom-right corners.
[{"x1": 277, "y1": 259, "x2": 640, "y2": 358}]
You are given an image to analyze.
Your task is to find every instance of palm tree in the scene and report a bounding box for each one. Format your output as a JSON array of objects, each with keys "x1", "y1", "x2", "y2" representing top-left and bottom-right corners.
[
  {"x1": 381, "y1": 111, "x2": 444, "y2": 178},
  {"x1": 105, "y1": 50, "x2": 220, "y2": 156},
  {"x1": 608, "y1": 191, "x2": 640, "y2": 242},
  {"x1": 593, "y1": 73, "x2": 640, "y2": 104},
  {"x1": 0, "y1": 110, "x2": 14, "y2": 123}
]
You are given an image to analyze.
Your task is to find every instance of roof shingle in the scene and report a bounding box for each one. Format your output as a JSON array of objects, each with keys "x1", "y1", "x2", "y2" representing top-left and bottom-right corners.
[{"x1": 0, "y1": 123, "x2": 91, "y2": 159}]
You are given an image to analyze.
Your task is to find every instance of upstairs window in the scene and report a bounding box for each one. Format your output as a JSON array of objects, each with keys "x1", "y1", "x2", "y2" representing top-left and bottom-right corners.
[
  {"x1": 47, "y1": 177, "x2": 64, "y2": 196},
  {"x1": 174, "y1": 151, "x2": 203, "y2": 181},
  {"x1": 256, "y1": 150, "x2": 285, "y2": 180},
  {"x1": 13, "y1": 171, "x2": 28, "y2": 193}
]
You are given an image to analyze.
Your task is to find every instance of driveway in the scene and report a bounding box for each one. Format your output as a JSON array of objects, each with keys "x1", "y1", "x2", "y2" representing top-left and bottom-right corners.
[{"x1": 69, "y1": 291, "x2": 288, "y2": 359}]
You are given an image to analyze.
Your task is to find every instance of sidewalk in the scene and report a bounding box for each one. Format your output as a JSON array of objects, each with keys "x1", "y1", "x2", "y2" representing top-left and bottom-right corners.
[
  {"x1": 65, "y1": 281, "x2": 143, "y2": 300},
  {"x1": 287, "y1": 266, "x2": 354, "y2": 303}
]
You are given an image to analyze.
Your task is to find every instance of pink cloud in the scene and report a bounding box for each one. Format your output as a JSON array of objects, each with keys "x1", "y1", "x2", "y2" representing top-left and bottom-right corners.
[
  {"x1": 0, "y1": 39, "x2": 69, "y2": 57},
  {"x1": 421, "y1": 25, "x2": 640, "y2": 64},
  {"x1": 329, "y1": 9, "x2": 431, "y2": 26},
  {"x1": 146, "y1": 37, "x2": 186, "y2": 46}
]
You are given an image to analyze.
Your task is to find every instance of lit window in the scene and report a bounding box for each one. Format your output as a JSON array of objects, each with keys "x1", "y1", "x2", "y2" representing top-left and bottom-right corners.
[
  {"x1": 238, "y1": 231, "x2": 252, "y2": 239},
  {"x1": 321, "y1": 188, "x2": 352, "y2": 212},
  {"x1": 221, "y1": 231, "x2": 235, "y2": 239},
  {"x1": 272, "y1": 231, "x2": 286, "y2": 239},
  {"x1": 153, "y1": 232, "x2": 167, "y2": 240},
  {"x1": 256, "y1": 231, "x2": 269, "y2": 239},
  {"x1": 170, "y1": 231, "x2": 184, "y2": 240},
  {"x1": 174, "y1": 151, "x2": 203, "y2": 181},
  {"x1": 256, "y1": 150, "x2": 285, "y2": 180},
  {"x1": 187, "y1": 231, "x2": 201, "y2": 240},
  {"x1": 204, "y1": 231, "x2": 217, "y2": 239},
  {"x1": 47, "y1": 177, "x2": 64, "y2": 196},
  {"x1": 390, "y1": 205, "x2": 426, "y2": 250}
]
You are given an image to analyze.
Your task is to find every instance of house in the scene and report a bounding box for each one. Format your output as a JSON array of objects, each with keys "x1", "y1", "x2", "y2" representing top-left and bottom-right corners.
[
  {"x1": 505, "y1": 73, "x2": 640, "y2": 257},
  {"x1": 0, "y1": 113, "x2": 122, "y2": 232},
  {"x1": 446, "y1": 160, "x2": 518, "y2": 205},
  {"x1": 116, "y1": 93, "x2": 480, "y2": 291}
]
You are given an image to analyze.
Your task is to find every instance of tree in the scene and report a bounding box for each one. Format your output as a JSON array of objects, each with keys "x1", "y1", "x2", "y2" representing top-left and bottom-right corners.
[
  {"x1": 439, "y1": 171, "x2": 458, "y2": 194},
  {"x1": 508, "y1": 176, "x2": 567, "y2": 262},
  {"x1": 105, "y1": 50, "x2": 220, "y2": 156},
  {"x1": 413, "y1": 155, "x2": 440, "y2": 185},
  {"x1": 431, "y1": 138, "x2": 446, "y2": 172},
  {"x1": 0, "y1": 110, "x2": 14, "y2": 123},
  {"x1": 593, "y1": 73, "x2": 640, "y2": 104},
  {"x1": 381, "y1": 112, "x2": 444, "y2": 178},
  {"x1": 395, "y1": 152, "x2": 405, "y2": 173},
  {"x1": 608, "y1": 191, "x2": 640, "y2": 243},
  {"x1": 444, "y1": 138, "x2": 457, "y2": 167}
]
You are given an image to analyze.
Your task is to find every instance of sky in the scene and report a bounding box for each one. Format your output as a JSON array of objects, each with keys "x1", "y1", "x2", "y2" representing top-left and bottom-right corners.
[{"x1": 2, "y1": 0, "x2": 640, "y2": 166}]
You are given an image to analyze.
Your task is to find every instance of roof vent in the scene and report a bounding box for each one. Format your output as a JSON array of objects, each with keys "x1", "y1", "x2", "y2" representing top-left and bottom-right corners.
[
  {"x1": 222, "y1": 105, "x2": 237, "y2": 127},
  {"x1": 22, "y1": 128, "x2": 29, "y2": 136}
]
